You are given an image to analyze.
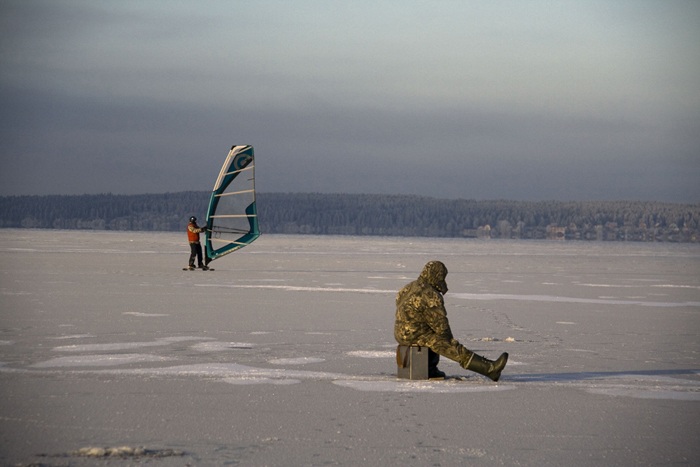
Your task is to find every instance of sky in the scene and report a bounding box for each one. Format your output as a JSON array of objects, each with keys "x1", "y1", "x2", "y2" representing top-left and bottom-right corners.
[{"x1": 1, "y1": 0, "x2": 699, "y2": 202}]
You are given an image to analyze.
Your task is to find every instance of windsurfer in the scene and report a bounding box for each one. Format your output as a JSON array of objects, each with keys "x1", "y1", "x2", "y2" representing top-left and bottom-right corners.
[
  {"x1": 187, "y1": 216, "x2": 208, "y2": 270},
  {"x1": 394, "y1": 261, "x2": 508, "y2": 381}
]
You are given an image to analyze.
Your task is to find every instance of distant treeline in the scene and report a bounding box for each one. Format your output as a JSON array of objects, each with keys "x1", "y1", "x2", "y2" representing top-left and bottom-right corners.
[{"x1": 1, "y1": 192, "x2": 699, "y2": 242}]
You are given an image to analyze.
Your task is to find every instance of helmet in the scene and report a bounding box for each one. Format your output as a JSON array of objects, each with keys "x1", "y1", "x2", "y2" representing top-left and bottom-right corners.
[{"x1": 189, "y1": 216, "x2": 197, "y2": 223}]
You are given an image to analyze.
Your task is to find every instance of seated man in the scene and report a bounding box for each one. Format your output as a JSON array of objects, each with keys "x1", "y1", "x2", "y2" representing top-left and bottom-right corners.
[{"x1": 394, "y1": 261, "x2": 508, "y2": 381}]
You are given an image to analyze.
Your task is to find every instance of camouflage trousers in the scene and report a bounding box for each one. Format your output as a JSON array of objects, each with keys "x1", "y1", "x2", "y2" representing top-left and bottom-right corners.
[{"x1": 395, "y1": 331, "x2": 473, "y2": 367}]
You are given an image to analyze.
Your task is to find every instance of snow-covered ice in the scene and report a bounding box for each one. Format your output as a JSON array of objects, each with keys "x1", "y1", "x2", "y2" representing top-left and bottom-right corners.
[{"x1": 0, "y1": 229, "x2": 699, "y2": 466}]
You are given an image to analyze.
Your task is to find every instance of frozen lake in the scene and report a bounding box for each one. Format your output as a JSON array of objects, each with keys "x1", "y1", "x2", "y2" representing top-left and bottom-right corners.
[{"x1": 1, "y1": 229, "x2": 699, "y2": 466}]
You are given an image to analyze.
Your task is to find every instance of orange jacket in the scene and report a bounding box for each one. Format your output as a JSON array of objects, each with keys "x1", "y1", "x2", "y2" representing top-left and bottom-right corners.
[{"x1": 188, "y1": 223, "x2": 205, "y2": 243}]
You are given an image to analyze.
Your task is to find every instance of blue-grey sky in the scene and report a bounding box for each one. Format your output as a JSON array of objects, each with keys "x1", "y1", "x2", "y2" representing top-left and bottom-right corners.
[{"x1": 1, "y1": 0, "x2": 699, "y2": 201}]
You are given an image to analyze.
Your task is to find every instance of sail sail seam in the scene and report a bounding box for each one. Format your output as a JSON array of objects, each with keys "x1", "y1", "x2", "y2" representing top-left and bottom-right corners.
[
  {"x1": 223, "y1": 165, "x2": 254, "y2": 177},
  {"x1": 210, "y1": 239, "x2": 251, "y2": 246},
  {"x1": 215, "y1": 189, "x2": 254, "y2": 197}
]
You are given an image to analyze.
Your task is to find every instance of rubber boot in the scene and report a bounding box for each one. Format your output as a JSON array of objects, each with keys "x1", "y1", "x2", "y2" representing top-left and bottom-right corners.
[
  {"x1": 464, "y1": 352, "x2": 509, "y2": 382},
  {"x1": 428, "y1": 349, "x2": 445, "y2": 379}
]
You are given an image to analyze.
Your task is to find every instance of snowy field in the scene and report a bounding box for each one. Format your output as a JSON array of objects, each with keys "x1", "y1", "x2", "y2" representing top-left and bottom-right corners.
[{"x1": 1, "y1": 229, "x2": 699, "y2": 466}]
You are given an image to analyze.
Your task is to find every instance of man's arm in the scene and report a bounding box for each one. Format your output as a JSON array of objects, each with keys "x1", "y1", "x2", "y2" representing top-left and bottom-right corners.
[
  {"x1": 423, "y1": 292, "x2": 455, "y2": 340},
  {"x1": 188, "y1": 224, "x2": 206, "y2": 234}
]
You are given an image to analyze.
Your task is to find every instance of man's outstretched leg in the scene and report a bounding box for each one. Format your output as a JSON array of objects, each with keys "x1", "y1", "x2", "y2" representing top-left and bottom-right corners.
[
  {"x1": 461, "y1": 351, "x2": 509, "y2": 382},
  {"x1": 418, "y1": 334, "x2": 509, "y2": 382}
]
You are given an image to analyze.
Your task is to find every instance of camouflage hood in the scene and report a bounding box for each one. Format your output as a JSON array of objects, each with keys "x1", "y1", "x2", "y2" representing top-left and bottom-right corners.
[{"x1": 419, "y1": 261, "x2": 448, "y2": 294}]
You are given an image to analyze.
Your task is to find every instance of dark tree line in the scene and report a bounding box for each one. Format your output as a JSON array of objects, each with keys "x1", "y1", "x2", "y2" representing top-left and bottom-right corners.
[
  {"x1": 1, "y1": 192, "x2": 698, "y2": 242},
  {"x1": 0, "y1": 192, "x2": 209, "y2": 232}
]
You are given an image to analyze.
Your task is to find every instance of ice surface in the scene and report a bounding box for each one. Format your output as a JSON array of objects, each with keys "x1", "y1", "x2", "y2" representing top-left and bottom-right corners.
[
  {"x1": 452, "y1": 292, "x2": 700, "y2": 307},
  {"x1": 268, "y1": 357, "x2": 325, "y2": 364},
  {"x1": 333, "y1": 380, "x2": 517, "y2": 393},
  {"x1": 30, "y1": 354, "x2": 174, "y2": 368},
  {"x1": 1, "y1": 230, "x2": 699, "y2": 466},
  {"x1": 585, "y1": 387, "x2": 700, "y2": 400},
  {"x1": 223, "y1": 377, "x2": 301, "y2": 385},
  {"x1": 191, "y1": 341, "x2": 254, "y2": 351},
  {"x1": 122, "y1": 311, "x2": 169, "y2": 317},
  {"x1": 52, "y1": 336, "x2": 211, "y2": 352},
  {"x1": 196, "y1": 283, "x2": 397, "y2": 294},
  {"x1": 346, "y1": 350, "x2": 395, "y2": 358},
  {"x1": 50, "y1": 334, "x2": 95, "y2": 339}
]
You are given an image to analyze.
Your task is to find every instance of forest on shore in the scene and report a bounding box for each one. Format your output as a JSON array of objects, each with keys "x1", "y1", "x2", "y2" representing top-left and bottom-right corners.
[{"x1": 1, "y1": 192, "x2": 698, "y2": 242}]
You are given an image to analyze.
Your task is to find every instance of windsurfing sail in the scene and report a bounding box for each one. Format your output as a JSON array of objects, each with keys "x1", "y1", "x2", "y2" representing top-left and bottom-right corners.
[{"x1": 204, "y1": 145, "x2": 260, "y2": 262}]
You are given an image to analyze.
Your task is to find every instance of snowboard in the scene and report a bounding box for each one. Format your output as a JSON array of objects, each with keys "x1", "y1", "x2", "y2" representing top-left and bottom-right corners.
[{"x1": 183, "y1": 267, "x2": 215, "y2": 271}]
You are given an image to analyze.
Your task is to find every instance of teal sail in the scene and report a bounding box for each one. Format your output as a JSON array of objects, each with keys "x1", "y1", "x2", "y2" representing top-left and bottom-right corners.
[{"x1": 204, "y1": 145, "x2": 260, "y2": 261}]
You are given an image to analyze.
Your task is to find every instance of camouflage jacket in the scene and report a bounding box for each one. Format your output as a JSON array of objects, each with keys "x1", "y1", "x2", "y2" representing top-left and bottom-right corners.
[{"x1": 394, "y1": 261, "x2": 455, "y2": 344}]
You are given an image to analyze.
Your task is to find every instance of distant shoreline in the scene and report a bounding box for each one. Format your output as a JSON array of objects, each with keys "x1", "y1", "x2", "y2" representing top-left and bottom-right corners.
[{"x1": 1, "y1": 192, "x2": 698, "y2": 243}]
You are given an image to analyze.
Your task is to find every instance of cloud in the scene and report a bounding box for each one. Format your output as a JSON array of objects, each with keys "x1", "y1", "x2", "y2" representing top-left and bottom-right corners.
[{"x1": 0, "y1": 1, "x2": 698, "y2": 201}]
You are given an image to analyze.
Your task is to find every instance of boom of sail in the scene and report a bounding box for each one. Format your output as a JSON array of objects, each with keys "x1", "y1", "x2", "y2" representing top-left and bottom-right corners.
[{"x1": 204, "y1": 145, "x2": 260, "y2": 261}]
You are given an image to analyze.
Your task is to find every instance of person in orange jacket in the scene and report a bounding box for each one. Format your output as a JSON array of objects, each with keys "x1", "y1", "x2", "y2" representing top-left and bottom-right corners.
[{"x1": 187, "y1": 216, "x2": 208, "y2": 270}]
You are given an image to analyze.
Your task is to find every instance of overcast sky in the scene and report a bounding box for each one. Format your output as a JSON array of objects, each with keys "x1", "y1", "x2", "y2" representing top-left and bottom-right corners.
[{"x1": 1, "y1": 0, "x2": 698, "y2": 201}]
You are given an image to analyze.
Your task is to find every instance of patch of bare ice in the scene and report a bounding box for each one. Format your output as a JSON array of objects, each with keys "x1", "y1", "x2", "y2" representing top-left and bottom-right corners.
[
  {"x1": 31, "y1": 354, "x2": 174, "y2": 368},
  {"x1": 333, "y1": 380, "x2": 516, "y2": 393},
  {"x1": 268, "y1": 357, "x2": 325, "y2": 365},
  {"x1": 53, "y1": 336, "x2": 212, "y2": 352},
  {"x1": 508, "y1": 371, "x2": 700, "y2": 400},
  {"x1": 614, "y1": 374, "x2": 700, "y2": 384},
  {"x1": 586, "y1": 387, "x2": 700, "y2": 400},
  {"x1": 580, "y1": 283, "x2": 700, "y2": 290},
  {"x1": 452, "y1": 293, "x2": 700, "y2": 307},
  {"x1": 123, "y1": 312, "x2": 169, "y2": 317},
  {"x1": 222, "y1": 377, "x2": 301, "y2": 385},
  {"x1": 195, "y1": 284, "x2": 396, "y2": 294},
  {"x1": 191, "y1": 341, "x2": 254, "y2": 351},
  {"x1": 346, "y1": 350, "x2": 395, "y2": 358},
  {"x1": 51, "y1": 334, "x2": 95, "y2": 340},
  {"x1": 0, "y1": 290, "x2": 32, "y2": 295},
  {"x1": 97, "y1": 363, "x2": 346, "y2": 380}
]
